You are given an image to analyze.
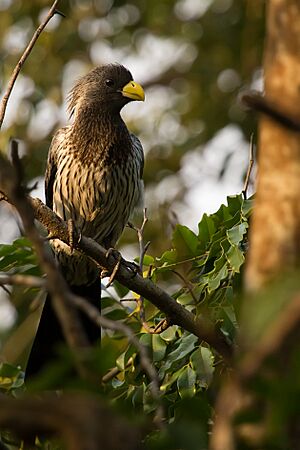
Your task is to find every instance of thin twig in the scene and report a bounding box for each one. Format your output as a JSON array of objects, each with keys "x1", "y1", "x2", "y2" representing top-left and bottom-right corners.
[
  {"x1": 102, "y1": 358, "x2": 133, "y2": 383},
  {"x1": 0, "y1": 274, "x2": 45, "y2": 289},
  {"x1": 0, "y1": 284, "x2": 11, "y2": 295},
  {"x1": 239, "y1": 292, "x2": 300, "y2": 380},
  {"x1": 142, "y1": 318, "x2": 170, "y2": 334},
  {"x1": 0, "y1": 0, "x2": 62, "y2": 130},
  {"x1": 172, "y1": 269, "x2": 198, "y2": 304},
  {"x1": 72, "y1": 294, "x2": 165, "y2": 427},
  {"x1": 129, "y1": 209, "x2": 152, "y2": 326},
  {"x1": 242, "y1": 133, "x2": 255, "y2": 200}
]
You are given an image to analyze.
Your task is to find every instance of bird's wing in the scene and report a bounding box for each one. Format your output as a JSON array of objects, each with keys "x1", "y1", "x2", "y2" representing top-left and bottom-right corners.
[
  {"x1": 130, "y1": 132, "x2": 144, "y2": 179},
  {"x1": 45, "y1": 127, "x2": 68, "y2": 210}
]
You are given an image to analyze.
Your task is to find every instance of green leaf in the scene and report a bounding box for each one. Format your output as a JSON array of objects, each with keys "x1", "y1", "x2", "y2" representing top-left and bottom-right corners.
[
  {"x1": 207, "y1": 256, "x2": 228, "y2": 293},
  {"x1": 113, "y1": 280, "x2": 130, "y2": 298},
  {"x1": 190, "y1": 347, "x2": 214, "y2": 388},
  {"x1": 198, "y1": 213, "x2": 216, "y2": 245},
  {"x1": 241, "y1": 197, "x2": 254, "y2": 218},
  {"x1": 160, "y1": 326, "x2": 177, "y2": 342},
  {"x1": 142, "y1": 254, "x2": 155, "y2": 266},
  {"x1": 227, "y1": 194, "x2": 243, "y2": 216},
  {"x1": 160, "y1": 366, "x2": 186, "y2": 392},
  {"x1": 177, "y1": 365, "x2": 196, "y2": 398},
  {"x1": 0, "y1": 363, "x2": 24, "y2": 391},
  {"x1": 226, "y1": 222, "x2": 248, "y2": 246},
  {"x1": 172, "y1": 225, "x2": 199, "y2": 258},
  {"x1": 167, "y1": 334, "x2": 198, "y2": 364},
  {"x1": 152, "y1": 334, "x2": 167, "y2": 362},
  {"x1": 156, "y1": 249, "x2": 178, "y2": 266},
  {"x1": 226, "y1": 244, "x2": 245, "y2": 273}
]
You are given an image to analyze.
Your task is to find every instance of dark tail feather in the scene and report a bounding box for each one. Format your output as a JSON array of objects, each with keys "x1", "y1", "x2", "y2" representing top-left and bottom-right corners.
[{"x1": 26, "y1": 280, "x2": 101, "y2": 379}]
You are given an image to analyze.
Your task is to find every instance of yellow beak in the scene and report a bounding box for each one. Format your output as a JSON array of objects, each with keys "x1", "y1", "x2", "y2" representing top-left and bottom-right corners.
[{"x1": 121, "y1": 81, "x2": 145, "y2": 101}]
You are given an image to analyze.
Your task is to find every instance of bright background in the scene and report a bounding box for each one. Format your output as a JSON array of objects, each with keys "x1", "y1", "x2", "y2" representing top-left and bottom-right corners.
[{"x1": 0, "y1": 0, "x2": 264, "y2": 331}]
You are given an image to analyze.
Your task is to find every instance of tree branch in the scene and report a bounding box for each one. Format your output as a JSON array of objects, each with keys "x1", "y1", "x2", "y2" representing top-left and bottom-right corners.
[
  {"x1": 242, "y1": 91, "x2": 300, "y2": 133},
  {"x1": 28, "y1": 195, "x2": 233, "y2": 360},
  {"x1": 0, "y1": 0, "x2": 62, "y2": 130},
  {"x1": 0, "y1": 393, "x2": 142, "y2": 450}
]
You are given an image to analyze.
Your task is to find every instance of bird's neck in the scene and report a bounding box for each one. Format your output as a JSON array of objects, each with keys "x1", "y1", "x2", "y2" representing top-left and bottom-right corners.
[{"x1": 70, "y1": 106, "x2": 132, "y2": 165}]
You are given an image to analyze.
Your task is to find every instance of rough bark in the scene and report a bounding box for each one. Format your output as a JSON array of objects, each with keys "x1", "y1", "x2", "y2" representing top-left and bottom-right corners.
[{"x1": 245, "y1": 0, "x2": 300, "y2": 291}]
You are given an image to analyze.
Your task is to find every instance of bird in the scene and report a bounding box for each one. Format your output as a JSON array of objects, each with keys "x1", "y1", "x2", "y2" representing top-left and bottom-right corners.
[{"x1": 26, "y1": 64, "x2": 145, "y2": 378}]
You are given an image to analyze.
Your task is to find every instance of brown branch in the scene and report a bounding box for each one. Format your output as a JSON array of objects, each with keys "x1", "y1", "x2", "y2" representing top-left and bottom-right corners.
[
  {"x1": 0, "y1": 393, "x2": 142, "y2": 450},
  {"x1": 242, "y1": 91, "x2": 300, "y2": 133},
  {"x1": 129, "y1": 209, "x2": 152, "y2": 328},
  {"x1": 0, "y1": 0, "x2": 62, "y2": 130},
  {"x1": 172, "y1": 269, "x2": 198, "y2": 304},
  {"x1": 242, "y1": 133, "x2": 255, "y2": 200},
  {"x1": 101, "y1": 358, "x2": 133, "y2": 384},
  {"x1": 0, "y1": 274, "x2": 45, "y2": 289},
  {"x1": 72, "y1": 294, "x2": 164, "y2": 427},
  {"x1": 27, "y1": 196, "x2": 233, "y2": 361},
  {"x1": 239, "y1": 291, "x2": 300, "y2": 380}
]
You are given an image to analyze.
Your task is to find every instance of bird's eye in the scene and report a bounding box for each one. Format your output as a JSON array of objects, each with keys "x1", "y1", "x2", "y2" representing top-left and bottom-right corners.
[{"x1": 105, "y1": 79, "x2": 114, "y2": 87}]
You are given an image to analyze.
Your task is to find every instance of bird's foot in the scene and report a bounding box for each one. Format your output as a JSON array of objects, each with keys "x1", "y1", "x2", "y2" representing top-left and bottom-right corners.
[
  {"x1": 125, "y1": 260, "x2": 141, "y2": 277},
  {"x1": 103, "y1": 248, "x2": 122, "y2": 288}
]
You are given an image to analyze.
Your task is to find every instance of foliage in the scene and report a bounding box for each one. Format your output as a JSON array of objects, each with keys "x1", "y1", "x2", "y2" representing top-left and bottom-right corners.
[{"x1": 0, "y1": 194, "x2": 252, "y2": 448}]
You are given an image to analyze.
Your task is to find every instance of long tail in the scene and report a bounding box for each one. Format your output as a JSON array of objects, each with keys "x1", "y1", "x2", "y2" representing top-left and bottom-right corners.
[{"x1": 26, "y1": 280, "x2": 101, "y2": 379}]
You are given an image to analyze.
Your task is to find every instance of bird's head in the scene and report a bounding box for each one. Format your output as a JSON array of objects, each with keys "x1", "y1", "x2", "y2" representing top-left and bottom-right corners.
[{"x1": 68, "y1": 64, "x2": 145, "y2": 117}]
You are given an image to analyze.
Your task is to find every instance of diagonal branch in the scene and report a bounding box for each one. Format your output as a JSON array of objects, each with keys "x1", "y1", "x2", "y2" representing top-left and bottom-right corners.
[
  {"x1": 242, "y1": 91, "x2": 300, "y2": 133},
  {"x1": 29, "y1": 195, "x2": 233, "y2": 361},
  {"x1": 0, "y1": 0, "x2": 62, "y2": 130}
]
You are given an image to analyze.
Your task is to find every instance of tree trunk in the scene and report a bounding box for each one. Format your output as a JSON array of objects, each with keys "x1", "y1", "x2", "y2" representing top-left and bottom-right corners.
[{"x1": 245, "y1": 0, "x2": 300, "y2": 291}]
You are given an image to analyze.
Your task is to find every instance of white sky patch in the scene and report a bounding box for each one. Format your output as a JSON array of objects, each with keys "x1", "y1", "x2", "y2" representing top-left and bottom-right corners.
[
  {"x1": 2, "y1": 18, "x2": 32, "y2": 54},
  {"x1": 1, "y1": 75, "x2": 35, "y2": 130},
  {"x1": 145, "y1": 125, "x2": 254, "y2": 232},
  {"x1": 0, "y1": 292, "x2": 16, "y2": 332},
  {"x1": 174, "y1": 0, "x2": 213, "y2": 20},
  {"x1": 0, "y1": 204, "x2": 20, "y2": 244},
  {"x1": 0, "y1": 0, "x2": 13, "y2": 11},
  {"x1": 27, "y1": 99, "x2": 60, "y2": 141},
  {"x1": 178, "y1": 125, "x2": 253, "y2": 229}
]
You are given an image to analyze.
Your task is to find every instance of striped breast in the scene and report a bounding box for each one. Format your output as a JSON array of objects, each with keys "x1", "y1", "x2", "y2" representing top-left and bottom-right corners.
[{"x1": 51, "y1": 131, "x2": 143, "y2": 285}]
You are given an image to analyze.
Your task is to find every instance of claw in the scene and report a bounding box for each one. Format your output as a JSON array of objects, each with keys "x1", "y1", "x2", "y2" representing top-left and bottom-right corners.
[{"x1": 126, "y1": 261, "x2": 140, "y2": 277}]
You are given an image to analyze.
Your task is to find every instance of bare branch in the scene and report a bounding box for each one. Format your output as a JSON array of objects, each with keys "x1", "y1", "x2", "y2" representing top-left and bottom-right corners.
[
  {"x1": 242, "y1": 91, "x2": 300, "y2": 133},
  {"x1": 172, "y1": 270, "x2": 198, "y2": 304},
  {"x1": 0, "y1": 0, "x2": 62, "y2": 130},
  {"x1": 26, "y1": 195, "x2": 233, "y2": 360},
  {"x1": 72, "y1": 294, "x2": 165, "y2": 426},
  {"x1": 239, "y1": 292, "x2": 300, "y2": 380},
  {"x1": 0, "y1": 274, "x2": 45, "y2": 289},
  {"x1": 242, "y1": 133, "x2": 255, "y2": 200},
  {"x1": 129, "y1": 209, "x2": 165, "y2": 334}
]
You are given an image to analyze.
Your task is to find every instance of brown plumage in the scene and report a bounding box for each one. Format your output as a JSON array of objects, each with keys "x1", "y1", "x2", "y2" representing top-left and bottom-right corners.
[{"x1": 26, "y1": 64, "x2": 145, "y2": 377}]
